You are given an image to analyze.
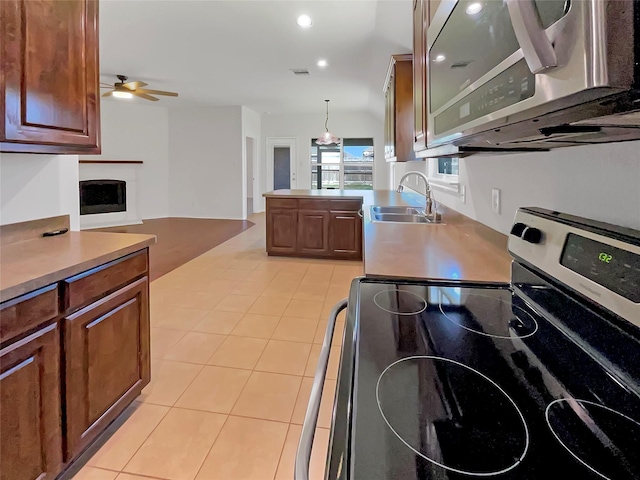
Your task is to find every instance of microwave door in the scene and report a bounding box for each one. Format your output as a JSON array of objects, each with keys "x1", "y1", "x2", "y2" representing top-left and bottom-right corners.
[
  {"x1": 506, "y1": 0, "x2": 557, "y2": 74},
  {"x1": 426, "y1": 0, "x2": 632, "y2": 149}
]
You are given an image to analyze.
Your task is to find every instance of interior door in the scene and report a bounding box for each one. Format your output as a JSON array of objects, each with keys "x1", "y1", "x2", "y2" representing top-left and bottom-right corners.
[{"x1": 269, "y1": 138, "x2": 297, "y2": 191}]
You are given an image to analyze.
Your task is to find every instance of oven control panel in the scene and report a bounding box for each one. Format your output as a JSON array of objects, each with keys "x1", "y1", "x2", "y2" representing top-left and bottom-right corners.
[{"x1": 508, "y1": 208, "x2": 640, "y2": 326}]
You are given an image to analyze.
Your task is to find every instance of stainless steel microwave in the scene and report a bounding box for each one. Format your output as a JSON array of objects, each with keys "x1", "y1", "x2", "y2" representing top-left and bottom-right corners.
[{"x1": 425, "y1": 0, "x2": 640, "y2": 155}]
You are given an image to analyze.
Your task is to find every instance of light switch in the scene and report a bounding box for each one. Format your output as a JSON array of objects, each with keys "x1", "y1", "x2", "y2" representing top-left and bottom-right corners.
[{"x1": 491, "y1": 188, "x2": 501, "y2": 214}]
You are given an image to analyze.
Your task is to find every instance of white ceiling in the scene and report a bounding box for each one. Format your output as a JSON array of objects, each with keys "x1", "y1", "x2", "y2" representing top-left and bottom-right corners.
[{"x1": 99, "y1": 0, "x2": 413, "y2": 118}]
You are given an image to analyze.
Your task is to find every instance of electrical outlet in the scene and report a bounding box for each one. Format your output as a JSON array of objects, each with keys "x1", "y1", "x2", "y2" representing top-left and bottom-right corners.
[
  {"x1": 460, "y1": 185, "x2": 466, "y2": 204},
  {"x1": 491, "y1": 188, "x2": 501, "y2": 214}
]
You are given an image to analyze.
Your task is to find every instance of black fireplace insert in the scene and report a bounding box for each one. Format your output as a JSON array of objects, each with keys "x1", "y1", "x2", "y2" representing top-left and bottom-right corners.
[{"x1": 80, "y1": 180, "x2": 126, "y2": 215}]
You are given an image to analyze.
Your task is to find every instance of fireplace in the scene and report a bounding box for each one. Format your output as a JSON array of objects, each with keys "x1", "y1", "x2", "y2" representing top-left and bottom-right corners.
[{"x1": 80, "y1": 179, "x2": 126, "y2": 215}]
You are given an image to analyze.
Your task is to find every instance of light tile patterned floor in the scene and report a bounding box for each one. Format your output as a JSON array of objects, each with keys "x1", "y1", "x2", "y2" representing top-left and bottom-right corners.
[{"x1": 74, "y1": 213, "x2": 361, "y2": 480}]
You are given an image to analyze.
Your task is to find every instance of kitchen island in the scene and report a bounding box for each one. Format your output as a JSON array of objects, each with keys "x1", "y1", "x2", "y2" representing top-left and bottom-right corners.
[
  {"x1": 0, "y1": 215, "x2": 155, "y2": 479},
  {"x1": 264, "y1": 189, "x2": 511, "y2": 283}
]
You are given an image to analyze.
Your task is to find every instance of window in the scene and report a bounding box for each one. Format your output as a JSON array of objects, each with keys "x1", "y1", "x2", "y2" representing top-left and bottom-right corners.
[
  {"x1": 427, "y1": 157, "x2": 460, "y2": 193},
  {"x1": 311, "y1": 138, "x2": 374, "y2": 190}
]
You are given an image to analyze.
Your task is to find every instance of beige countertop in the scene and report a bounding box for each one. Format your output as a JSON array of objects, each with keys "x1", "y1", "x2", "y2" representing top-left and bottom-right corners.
[
  {"x1": 0, "y1": 231, "x2": 156, "y2": 302},
  {"x1": 265, "y1": 189, "x2": 512, "y2": 283}
]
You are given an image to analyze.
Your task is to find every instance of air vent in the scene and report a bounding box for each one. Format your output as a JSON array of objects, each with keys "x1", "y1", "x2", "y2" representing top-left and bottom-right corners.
[{"x1": 290, "y1": 68, "x2": 310, "y2": 76}]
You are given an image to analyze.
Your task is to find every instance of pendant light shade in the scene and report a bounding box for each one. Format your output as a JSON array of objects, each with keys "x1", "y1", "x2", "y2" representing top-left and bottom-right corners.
[{"x1": 316, "y1": 100, "x2": 340, "y2": 145}]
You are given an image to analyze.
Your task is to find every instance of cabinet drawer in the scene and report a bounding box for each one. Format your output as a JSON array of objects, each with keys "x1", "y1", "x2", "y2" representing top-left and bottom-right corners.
[
  {"x1": 268, "y1": 198, "x2": 298, "y2": 209},
  {"x1": 330, "y1": 199, "x2": 362, "y2": 212},
  {"x1": 63, "y1": 250, "x2": 148, "y2": 311},
  {"x1": 0, "y1": 284, "x2": 59, "y2": 344},
  {"x1": 299, "y1": 199, "x2": 331, "y2": 210}
]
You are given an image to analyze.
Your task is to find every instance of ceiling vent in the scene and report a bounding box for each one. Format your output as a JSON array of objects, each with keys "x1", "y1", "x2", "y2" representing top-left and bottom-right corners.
[{"x1": 290, "y1": 68, "x2": 310, "y2": 76}]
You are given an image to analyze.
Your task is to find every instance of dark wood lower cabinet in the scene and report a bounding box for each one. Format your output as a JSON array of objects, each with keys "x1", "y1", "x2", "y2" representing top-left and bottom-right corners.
[
  {"x1": 266, "y1": 209, "x2": 298, "y2": 254},
  {"x1": 65, "y1": 277, "x2": 150, "y2": 459},
  {"x1": 298, "y1": 210, "x2": 330, "y2": 255},
  {"x1": 266, "y1": 197, "x2": 363, "y2": 260},
  {"x1": 329, "y1": 211, "x2": 362, "y2": 258},
  {"x1": 0, "y1": 323, "x2": 62, "y2": 480},
  {"x1": 0, "y1": 248, "x2": 151, "y2": 479}
]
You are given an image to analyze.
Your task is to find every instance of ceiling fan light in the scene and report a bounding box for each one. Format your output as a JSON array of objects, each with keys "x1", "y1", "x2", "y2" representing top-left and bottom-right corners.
[{"x1": 112, "y1": 90, "x2": 133, "y2": 99}]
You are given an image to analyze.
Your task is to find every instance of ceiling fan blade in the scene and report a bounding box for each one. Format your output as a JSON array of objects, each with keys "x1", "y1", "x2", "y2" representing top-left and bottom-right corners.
[
  {"x1": 102, "y1": 91, "x2": 114, "y2": 98},
  {"x1": 136, "y1": 88, "x2": 178, "y2": 97},
  {"x1": 133, "y1": 92, "x2": 159, "y2": 102},
  {"x1": 100, "y1": 85, "x2": 114, "y2": 89},
  {"x1": 123, "y1": 81, "x2": 148, "y2": 90},
  {"x1": 100, "y1": 82, "x2": 113, "y2": 87}
]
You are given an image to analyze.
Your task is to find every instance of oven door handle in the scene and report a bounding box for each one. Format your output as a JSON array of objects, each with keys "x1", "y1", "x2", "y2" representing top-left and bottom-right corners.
[
  {"x1": 295, "y1": 298, "x2": 348, "y2": 480},
  {"x1": 506, "y1": 0, "x2": 557, "y2": 73}
]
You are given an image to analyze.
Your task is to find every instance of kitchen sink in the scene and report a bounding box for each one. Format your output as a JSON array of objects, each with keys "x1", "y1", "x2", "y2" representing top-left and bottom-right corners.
[
  {"x1": 371, "y1": 206, "x2": 424, "y2": 215},
  {"x1": 372, "y1": 213, "x2": 433, "y2": 223}
]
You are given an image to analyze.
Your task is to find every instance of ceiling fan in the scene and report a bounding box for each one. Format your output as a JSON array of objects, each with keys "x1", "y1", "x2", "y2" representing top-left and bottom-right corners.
[{"x1": 100, "y1": 75, "x2": 178, "y2": 101}]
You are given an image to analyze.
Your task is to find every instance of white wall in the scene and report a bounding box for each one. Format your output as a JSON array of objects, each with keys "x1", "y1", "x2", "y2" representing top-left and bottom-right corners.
[
  {"x1": 168, "y1": 106, "x2": 244, "y2": 219},
  {"x1": 242, "y1": 106, "x2": 261, "y2": 215},
  {"x1": 391, "y1": 140, "x2": 640, "y2": 234},
  {"x1": 81, "y1": 101, "x2": 170, "y2": 219},
  {"x1": 0, "y1": 154, "x2": 80, "y2": 230},
  {"x1": 260, "y1": 111, "x2": 386, "y2": 207}
]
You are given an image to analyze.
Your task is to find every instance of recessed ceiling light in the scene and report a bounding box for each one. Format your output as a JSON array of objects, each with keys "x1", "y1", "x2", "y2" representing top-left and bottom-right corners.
[
  {"x1": 297, "y1": 14, "x2": 313, "y2": 28},
  {"x1": 434, "y1": 54, "x2": 446, "y2": 63},
  {"x1": 317, "y1": 59, "x2": 328, "y2": 68},
  {"x1": 112, "y1": 91, "x2": 133, "y2": 99},
  {"x1": 465, "y1": 2, "x2": 483, "y2": 15}
]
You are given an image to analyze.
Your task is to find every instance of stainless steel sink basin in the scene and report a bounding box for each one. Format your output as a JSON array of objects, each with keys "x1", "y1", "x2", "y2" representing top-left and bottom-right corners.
[
  {"x1": 371, "y1": 206, "x2": 424, "y2": 215},
  {"x1": 372, "y1": 213, "x2": 433, "y2": 223}
]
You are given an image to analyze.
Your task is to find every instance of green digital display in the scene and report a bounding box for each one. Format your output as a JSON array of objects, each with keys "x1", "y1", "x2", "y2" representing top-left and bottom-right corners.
[{"x1": 598, "y1": 252, "x2": 613, "y2": 263}]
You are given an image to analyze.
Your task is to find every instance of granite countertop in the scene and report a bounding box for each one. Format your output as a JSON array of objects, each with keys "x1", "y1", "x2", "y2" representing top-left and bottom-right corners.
[
  {"x1": 264, "y1": 189, "x2": 512, "y2": 283},
  {"x1": 0, "y1": 231, "x2": 156, "y2": 302}
]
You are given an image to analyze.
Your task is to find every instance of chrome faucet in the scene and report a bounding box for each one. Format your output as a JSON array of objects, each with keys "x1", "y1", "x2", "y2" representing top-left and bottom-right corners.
[{"x1": 396, "y1": 171, "x2": 439, "y2": 221}]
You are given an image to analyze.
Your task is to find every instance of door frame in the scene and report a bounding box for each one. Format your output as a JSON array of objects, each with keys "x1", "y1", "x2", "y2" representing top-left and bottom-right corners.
[
  {"x1": 267, "y1": 137, "x2": 297, "y2": 194},
  {"x1": 244, "y1": 136, "x2": 258, "y2": 218}
]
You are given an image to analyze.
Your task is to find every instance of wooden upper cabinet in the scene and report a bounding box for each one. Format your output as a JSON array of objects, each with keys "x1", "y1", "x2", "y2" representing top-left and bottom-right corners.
[
  {"x1": 0, "y1": 323, "x2": 62, "y2": 480},
  {"x1": 413, "y1": 0, "x2": 428, "y2": 153},
  {"x1": 0, "y1": 0, "x2": 101, "y2": 154},
  {"x1": 384, "y1": 54, "x2": 416, "y2": 162}
]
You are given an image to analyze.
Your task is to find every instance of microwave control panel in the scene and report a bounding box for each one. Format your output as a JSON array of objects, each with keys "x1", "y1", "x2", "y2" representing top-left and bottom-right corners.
[{"x1": 434, "y1": 59, "x2": 535, "y2": 136}]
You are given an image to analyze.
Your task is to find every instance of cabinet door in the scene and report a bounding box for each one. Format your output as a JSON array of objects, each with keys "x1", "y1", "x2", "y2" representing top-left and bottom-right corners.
[
  {"x1": 267, "y1": 209, "x2": 298, "y2": 255},
  {"x1": 0, "y1": 323, "x2": 62, "y2": 480},
  {"x1": 0, "y1": 0, "x2": 100, "y2": 154},
  {"x1": 297, "y1": 210, "x2": 330, "y2": 256},
  {"x1": 413, "y1": 0, "x2": 427, "y2": 152},
  {"x1": 329, "y1": 212, "x2": 362, "y2": 259},
  {"x1": 385, "y1": 74, "x2": 396, "y2": 160},
  {"x1": 65, "y1": 277, "x2": 149, "y2": 459}
]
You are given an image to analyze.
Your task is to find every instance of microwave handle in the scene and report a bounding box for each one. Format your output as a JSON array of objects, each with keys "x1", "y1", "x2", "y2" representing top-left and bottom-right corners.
[{"x1": 506, "y1": 0, "x2": 557, "y2": 73}]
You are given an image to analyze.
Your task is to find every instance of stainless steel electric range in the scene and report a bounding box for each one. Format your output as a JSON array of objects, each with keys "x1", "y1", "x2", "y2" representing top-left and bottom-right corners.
[{"x1": 296, "y1": 207, "x2": 640, "y2": 480}]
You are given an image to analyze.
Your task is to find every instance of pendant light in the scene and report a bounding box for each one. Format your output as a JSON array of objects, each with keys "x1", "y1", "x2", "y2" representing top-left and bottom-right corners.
[{"x1": 316, "y1": 99, "x2": 340, "y2": 145}]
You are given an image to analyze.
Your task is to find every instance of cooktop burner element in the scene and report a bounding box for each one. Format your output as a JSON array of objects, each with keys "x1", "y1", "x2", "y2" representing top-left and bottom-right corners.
[
  {"x1": 373, "y1": 288, "x2": 427, "y2": 315},
  {"x1": 438, "y1": 293, "x2": 539, "y2": 339},
  {"x1": 545, "y1": 399, "x2": 640, "y2": 480},
  {"x1": 376, "y1": 356, "x2": 529, "y2": 477}
]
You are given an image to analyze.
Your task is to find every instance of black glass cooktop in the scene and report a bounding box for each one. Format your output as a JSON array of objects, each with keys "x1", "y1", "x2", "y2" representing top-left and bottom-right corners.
[{"x1": 328, "y1": 264, "x2": 640, "y2": 479}]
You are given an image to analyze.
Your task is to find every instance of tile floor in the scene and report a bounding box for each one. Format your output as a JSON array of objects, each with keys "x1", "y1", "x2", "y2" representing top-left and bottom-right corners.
[{"x1": 74, "y1": 213, "x2": 361, "y2": 480}]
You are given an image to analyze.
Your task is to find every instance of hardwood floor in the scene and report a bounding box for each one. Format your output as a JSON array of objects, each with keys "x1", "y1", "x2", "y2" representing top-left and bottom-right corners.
[{"x1": 95, "y1": 218, "x2": 254, "y2": 281}]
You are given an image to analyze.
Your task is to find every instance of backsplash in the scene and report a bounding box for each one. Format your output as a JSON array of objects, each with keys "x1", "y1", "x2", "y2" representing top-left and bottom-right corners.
[{"x1": 390, "y1": 140, "x2": 640, "y2": 235}]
